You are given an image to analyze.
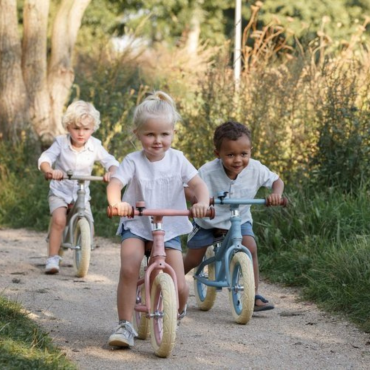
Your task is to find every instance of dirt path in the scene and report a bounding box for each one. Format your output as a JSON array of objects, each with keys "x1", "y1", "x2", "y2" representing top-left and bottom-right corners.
[{"x1": 0, "y1": 228, "x2": 369, "y2": 369}]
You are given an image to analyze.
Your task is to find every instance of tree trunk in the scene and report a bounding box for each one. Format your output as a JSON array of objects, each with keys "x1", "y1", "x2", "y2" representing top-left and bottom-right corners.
[
  {"x1": 0, "y1": 0, "x2": 29, "y2": 141},
  {"x1": 186, "y1": 7, "x2": 201, "y2": 55},
  {"x1": 22, "y1": 0, "x2": 51, "y2": 142},
  {"x1": 0, "y1": 0, "x2": 91, "y2": 144},
  {"x1": 48, "y1": 0, "x2": 91, "y2": 137}
]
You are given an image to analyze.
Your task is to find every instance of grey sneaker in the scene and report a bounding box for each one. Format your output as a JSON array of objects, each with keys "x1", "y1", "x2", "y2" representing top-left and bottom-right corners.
[
  {"x1": 177, "y1": 304, "x2": 187, "y2": 328},
  {"x1": 45, "y1": 255, "x2": 62, "y2": 274},
  {"x1": 108, "y1": 321, "x2": 138, "y2": 347}
]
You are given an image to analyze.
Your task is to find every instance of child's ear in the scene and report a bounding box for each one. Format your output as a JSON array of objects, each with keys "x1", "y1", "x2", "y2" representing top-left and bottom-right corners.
[{"x1": 214, "y1": 149, "x2": 220, "y2": 158}]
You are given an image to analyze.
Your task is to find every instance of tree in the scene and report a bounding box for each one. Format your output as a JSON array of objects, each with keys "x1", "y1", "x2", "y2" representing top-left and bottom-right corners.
[{"x1": 0, "y1": 0, "x2": 91, "y2": 143}]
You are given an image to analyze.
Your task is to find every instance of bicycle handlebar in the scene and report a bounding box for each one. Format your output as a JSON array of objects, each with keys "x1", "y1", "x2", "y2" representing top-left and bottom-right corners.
[
  {"x1": 44, "y1": 172, "x2": 104, "y2": 182},
  {"x1": 210, "y1": 197, "x2": 288, "y2": 207},
  {"x1": 107, "y1": 204, "x2": 215, "y2": 219}
]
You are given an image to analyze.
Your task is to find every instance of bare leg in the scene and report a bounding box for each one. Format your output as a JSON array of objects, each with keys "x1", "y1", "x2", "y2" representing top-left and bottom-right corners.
[
  {"x1": 116, "y1": 238, "x2": 145, "y2": 321},
  {"x1": 183, "y1": 246, "x2": 208, "y2": 275},
  {"x1": 166, "y1": 249, "x2": 189, "y2": 313},
  {"x1": 48, "y1": 207, "x2": 67, "y2": 257}
]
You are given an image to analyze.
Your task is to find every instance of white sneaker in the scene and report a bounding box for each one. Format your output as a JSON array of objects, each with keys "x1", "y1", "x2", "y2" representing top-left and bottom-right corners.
[
  {"x1": 108, "y1": 321, "x2": 138, "y2": 347},
  {"x1": 45, "y1": 255, "x2": 62, "y2": 274}
]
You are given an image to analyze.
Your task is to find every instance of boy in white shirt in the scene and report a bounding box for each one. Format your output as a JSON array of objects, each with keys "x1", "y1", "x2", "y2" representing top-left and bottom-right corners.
[
  {"x1": 184, "y1": 121, "x2": 284, "y2": 311},
  {"x1": 38, "y1": 100, "x2": 119, "y2": 274}
]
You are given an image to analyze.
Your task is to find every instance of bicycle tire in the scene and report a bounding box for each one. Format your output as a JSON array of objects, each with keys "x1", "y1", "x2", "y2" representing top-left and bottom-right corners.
[
  {"x1": 228, "y1": 252, "x2": 254, "y2": 324},
  {"x1": 133, "y1": 258, "x2": 149, "y2": 339},
  {"x1": 193, "y1": 246, "x2": 217, "y2": 311},
  {"x1": 150, "y1": 273, "x2": 177, "y2": 358},
  {"x1": 73, "y1": 218, "x2": 91, "y2": 277}
]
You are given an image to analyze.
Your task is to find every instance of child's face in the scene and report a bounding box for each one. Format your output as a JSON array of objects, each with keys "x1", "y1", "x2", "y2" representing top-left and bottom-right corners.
[
  {"x1": 67, "y1": 118, "x2": 94, "y2": 149},
  {"x1": 135, "y1": 118, "x2": 174, "y2": 162},
  {"x1": 215, "y1": 134, "x2": 252, "y2": 180}
]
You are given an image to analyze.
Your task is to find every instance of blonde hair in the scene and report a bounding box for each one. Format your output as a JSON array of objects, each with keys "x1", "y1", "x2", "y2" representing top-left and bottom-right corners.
[
  {"x1": 133, "y1": 91, "x2": 181, "y2": 131},
  {"x1": 62, "y1": 100, "x2": 101, "y2": 131}
]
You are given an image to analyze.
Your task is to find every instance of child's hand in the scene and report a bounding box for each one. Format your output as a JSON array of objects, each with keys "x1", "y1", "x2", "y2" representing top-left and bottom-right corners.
[
  {"x1": 191, "y1": 202, "x2": 209, "y2": 218},
  {"x1": 103, "y1": 172, "x2": 112, "y2": 183},
  {"x1": 267, "y1": 193, "x2": 282, "y2": 206},
  {"x1": 112, "y1": 201, "x2": 133, "y2": 217},
  {"x1": 50, "y1": 170, "x2": 64, "y2": 180}
]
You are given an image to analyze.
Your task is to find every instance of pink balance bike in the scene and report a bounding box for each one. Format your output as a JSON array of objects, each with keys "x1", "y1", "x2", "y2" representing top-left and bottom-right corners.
[{"x1": 108, "y1": 202, "x2": 214, "y2": 358}]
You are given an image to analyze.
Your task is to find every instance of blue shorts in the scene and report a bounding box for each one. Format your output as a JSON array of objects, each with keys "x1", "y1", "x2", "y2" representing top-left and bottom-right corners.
[
  {"x1": 187, "y1": 222, "x2": 255, "y2": 250},
  {"x1": 120, "y1": 224, "x2": 181, "y2": 251}
]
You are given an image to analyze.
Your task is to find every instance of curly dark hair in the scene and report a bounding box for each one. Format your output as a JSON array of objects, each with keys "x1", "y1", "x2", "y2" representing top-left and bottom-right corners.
[{"x1": 213, "y1": 121, "x2": 252, "y2": 151}]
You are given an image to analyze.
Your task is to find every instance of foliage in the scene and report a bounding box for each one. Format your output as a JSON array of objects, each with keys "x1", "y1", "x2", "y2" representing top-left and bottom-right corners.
[
  {"x1": 0, "y1": 295, "x2": 76, "y2": 369},
  {"x1": 253, "y1": 185, "x2": 370, "y2": 331}
]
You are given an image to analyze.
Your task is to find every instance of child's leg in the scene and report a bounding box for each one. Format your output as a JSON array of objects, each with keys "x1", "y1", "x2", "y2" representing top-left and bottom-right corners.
[
  {"x1": 48, "y1": 207, "x2": 67, "y2": 256},
  {"x1": 166, "y1": 249, "x2": 189, "y2": 314},
  {"x1": 116, "y1": 238, "x2": 145, "y2": 321},
  {"x1": 183, "y1": 246, "x2": 209, "y2": 274}
]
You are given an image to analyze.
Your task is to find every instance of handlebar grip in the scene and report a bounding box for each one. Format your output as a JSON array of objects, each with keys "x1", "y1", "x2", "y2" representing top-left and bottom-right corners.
[
  {"x1": 45, "y1": 172, "x2": 53, "y2": 180},
  {"x1": 265, "y1": 197, "x2": 288, "y2": 207},
  {"x1": 107, "y1": 206, "x2": 135, "y2": 218},
  {"x1": 188, "y1": 207, "x2": 215, "y2": 220}
]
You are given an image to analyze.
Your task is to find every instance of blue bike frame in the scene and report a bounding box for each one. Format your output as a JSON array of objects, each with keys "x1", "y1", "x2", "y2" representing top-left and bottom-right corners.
[{"x1": 193, "y1": 195, "x2": 266, "y2": 290}]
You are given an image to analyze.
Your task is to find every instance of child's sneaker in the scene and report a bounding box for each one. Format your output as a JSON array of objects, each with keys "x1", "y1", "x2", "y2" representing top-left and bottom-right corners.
[
  {"x1": 108, "y1": 321, "x2": 138, "y2": 347},
  {"x1": 45, "y1": 255, "x2": 62, "y2": 274},
  {"x1": 177, "y1": 304, "x2": 187, "y2": 328}
]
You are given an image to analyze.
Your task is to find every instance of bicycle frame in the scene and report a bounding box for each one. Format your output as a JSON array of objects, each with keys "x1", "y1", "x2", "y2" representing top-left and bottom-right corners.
[
  {"x1": 108, "y1": 204, "x2": 214, "y2": 316},
  {"x1": 61, "y1": 178, "x2": 96, "y2": 252},
  {"x1": 193, "y1": 199, "x2": 258, "y2": 290},
  {"x1": 193, "y1": 191, "x2": 284, "y2": 289}
]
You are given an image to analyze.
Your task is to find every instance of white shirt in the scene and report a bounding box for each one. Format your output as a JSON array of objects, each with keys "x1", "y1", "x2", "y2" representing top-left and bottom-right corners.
[
  {"x1": 112, "y1": 148, "x2": 198, "y2": 241},
  {"x1": 38, "y1": 134, "x2": 119, "y2": 203},
  {"x1": 195, "y1": 158, "x2": 279, "y2": 229}
]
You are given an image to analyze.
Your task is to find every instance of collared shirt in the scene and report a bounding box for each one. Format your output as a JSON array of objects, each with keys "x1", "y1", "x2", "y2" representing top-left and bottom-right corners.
[
  {"x1": 112, "y1": 148, "x2": 198, "y2": 241},
  {"x1": 38, "y1": 134, "x2": 119, "y2": 204},
  {"x1": 195, "y1": 158, "x2": 279, "y2": 229}
]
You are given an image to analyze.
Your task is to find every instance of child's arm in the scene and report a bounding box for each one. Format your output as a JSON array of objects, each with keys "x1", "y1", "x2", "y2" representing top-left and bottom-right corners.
[
  {"x1": 106, "y1": 178, "x2": 132, "y2": 216},
  {"x1": 187, "y1": 175, "x2": 210, "y2": 218},
  {"x1": 39, "y1": 162, "x2": 64, "y2": 180},
  {"x1": 267, "y1": 178, "x2": 284, "y2": 206}
]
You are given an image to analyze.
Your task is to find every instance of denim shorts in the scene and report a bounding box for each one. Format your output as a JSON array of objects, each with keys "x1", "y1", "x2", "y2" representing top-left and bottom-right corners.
[
  {"x1": 187, "y1": 222, "x2": 255, "y2": 250},
  {"x1": 120, "y1": 224, "x2": 181, "y2": 251}
]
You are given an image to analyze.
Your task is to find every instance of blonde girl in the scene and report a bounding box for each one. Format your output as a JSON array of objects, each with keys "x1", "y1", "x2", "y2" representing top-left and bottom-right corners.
[{"x1": 107, "y1": 91, "x2": 209, "y2": 347}]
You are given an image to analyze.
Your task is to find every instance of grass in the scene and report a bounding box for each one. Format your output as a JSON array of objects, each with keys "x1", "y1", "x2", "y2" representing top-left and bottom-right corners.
[
  {"x1": 0, "y1": 295, "x2": 76, "y2": 370},
  {"x1": 253, "y1": 185, "x2": 370, "y2": 332}
]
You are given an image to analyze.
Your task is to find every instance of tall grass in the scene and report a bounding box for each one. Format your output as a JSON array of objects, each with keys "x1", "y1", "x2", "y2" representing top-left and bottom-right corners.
[{"x1": 253, "y1": 185, "x2": 370, "y2": 331}]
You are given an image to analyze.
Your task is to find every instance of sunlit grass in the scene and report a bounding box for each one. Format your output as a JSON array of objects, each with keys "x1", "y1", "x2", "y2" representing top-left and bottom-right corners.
[{"x1": 0, "y1": 296, "x2": 76, "y2": 369}]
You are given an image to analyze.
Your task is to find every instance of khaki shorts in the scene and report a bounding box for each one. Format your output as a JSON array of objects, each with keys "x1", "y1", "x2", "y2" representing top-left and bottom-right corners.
[{"x1": 48, "y1": 195, "x2": 93, "y2": 221}]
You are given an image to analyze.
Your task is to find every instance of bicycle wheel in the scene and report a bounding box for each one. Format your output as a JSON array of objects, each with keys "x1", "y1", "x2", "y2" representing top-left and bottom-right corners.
[
  {"x1": 193, "y1": 246, "x2": 217, "y2": 311},
  {"x1": 73, "y1": 218, "x2": 91, "y2": 277},
  {"x1": 133, "y1": 258, "x2": 149, "y2": 339},
  {"x1": 150, "y1": 273, "x2": 177, "y2": 358},
  {"x1": 228, "y1": 252, "x2": 255, "y2": 324}
]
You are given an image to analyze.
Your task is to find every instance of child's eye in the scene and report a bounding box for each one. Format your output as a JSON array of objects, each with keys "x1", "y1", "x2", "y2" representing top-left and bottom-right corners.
[
  {"x1": 227, "y1": 154, "x2": 234, "y2": 158},
  {"x1": 241, "y1": 153, "x2": 249, "y2": 157}
]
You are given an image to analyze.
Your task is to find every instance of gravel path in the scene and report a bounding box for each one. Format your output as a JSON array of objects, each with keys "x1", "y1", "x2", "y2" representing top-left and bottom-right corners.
[{"x1": 0, "y1": 228, "x2": 369, "y2": 369}]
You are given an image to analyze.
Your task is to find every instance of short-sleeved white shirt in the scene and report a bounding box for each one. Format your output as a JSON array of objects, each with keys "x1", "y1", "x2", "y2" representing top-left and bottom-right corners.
[
  {"x1": 195, "y1": 158, "x2": 279, "y2": 229},
  {"x1": 38, "y1": 134, "x2": 119, "y2": 204},
  {"x1": 112, "y1": 148, "x2": 198, "y2": 241}
]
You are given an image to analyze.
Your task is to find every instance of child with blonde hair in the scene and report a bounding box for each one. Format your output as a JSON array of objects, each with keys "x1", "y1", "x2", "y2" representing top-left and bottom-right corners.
[
  {"x1": 107, "y1": 91, "x2": 209, "y2": 347},
  {"x1": 38, "y1": 100, "x2": 119, "y2": 274}
]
